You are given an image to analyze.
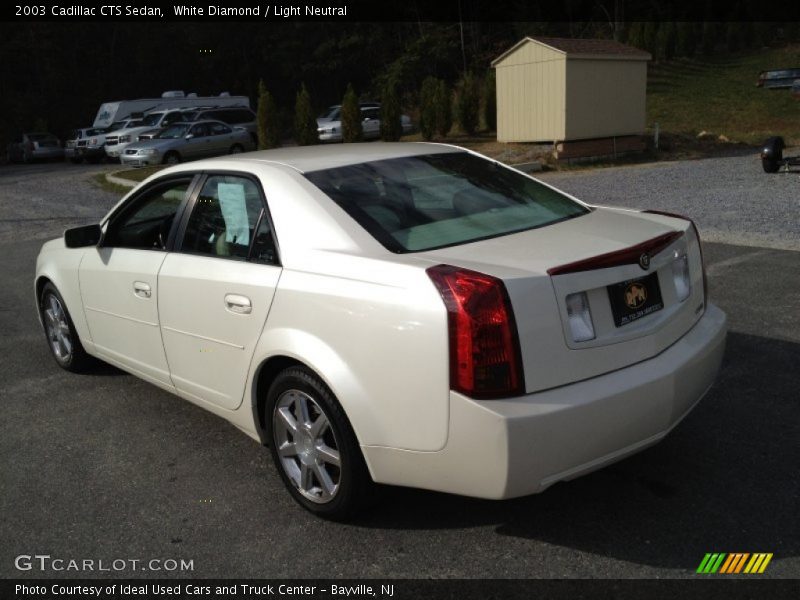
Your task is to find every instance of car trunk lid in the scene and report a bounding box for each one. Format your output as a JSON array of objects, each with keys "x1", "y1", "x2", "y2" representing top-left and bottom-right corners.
[{"x1": 420, "y1": 208, "x2": 706, "y2": 394}]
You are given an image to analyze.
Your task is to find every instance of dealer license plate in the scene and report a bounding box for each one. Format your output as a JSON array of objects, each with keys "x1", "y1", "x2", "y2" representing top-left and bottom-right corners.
[{"x1": 607, "y1": 272, "x2": 664, "y2": 327}]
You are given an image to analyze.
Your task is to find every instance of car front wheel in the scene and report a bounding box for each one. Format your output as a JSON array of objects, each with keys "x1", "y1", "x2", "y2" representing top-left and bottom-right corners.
[
  {"x1": 39, "y1": 282, "x2": 93, "y2": 372},
  {"x1": 266, "y1": 366, "x2": 373, "y2": 520}
]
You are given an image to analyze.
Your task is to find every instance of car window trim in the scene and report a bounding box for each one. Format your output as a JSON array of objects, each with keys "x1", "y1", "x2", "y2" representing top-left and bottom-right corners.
[
  {"x1": 175, "y1": 170, "x2": 282, "y2": 267},
  {"x1": 99, "y1": 173, "x2": 201, "y2": 252}
]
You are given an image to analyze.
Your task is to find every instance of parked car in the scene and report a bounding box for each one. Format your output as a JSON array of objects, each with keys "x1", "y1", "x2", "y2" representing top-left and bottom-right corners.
[
  {"x1": 119, "y1": 120, "x2": 254, "y2": 166},
  {"x1": 105, "y1": 109, "x2": 190, "y2": 160},
  {"x1": 317, "y1": 102, "x2": 381, "y2": 125},
  {"x1": 182, "y1": 106, "x2": 257, "y2": 144},
  {"x1": 65, "y1": 127, "x2": 111, "y2": 163},
  {"x1": 7, "y1": 132, "x2": 64, "y2": 163},
  {"x1": 317, "y1": 105, "x2": 413, "y2": 142},
  {"x1": 35, "y1": 143, "x2": 726, "y2": 519}
]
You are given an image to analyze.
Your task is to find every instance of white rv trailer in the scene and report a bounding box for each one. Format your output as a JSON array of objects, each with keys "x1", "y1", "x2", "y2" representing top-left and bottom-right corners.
[{"x1": 92, "y1": 91, "x2": 250, "y2": 128}]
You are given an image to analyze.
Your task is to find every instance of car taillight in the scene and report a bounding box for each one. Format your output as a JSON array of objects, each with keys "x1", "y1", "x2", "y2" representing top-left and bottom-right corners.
[
  {"x1": 427, "y1": 264, "x2": 524, "y2": 399},
  {"x1": 643, "y1": 210, "x2": 708, "y2": 302}
]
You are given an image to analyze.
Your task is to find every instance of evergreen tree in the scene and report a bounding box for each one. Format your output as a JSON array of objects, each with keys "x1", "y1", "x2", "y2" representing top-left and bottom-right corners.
[
  {"x1": 341, "y1": 83, "x2": 362, "y2": 143},
  {"x1": 293, "y1": 83, "x2": 318, "y2": 146},
  {"x1": 256, "y1": 80, "x2": 280, "y2": 149},
  {"x1": 434, "y1": 80, "x2": 453, "y2": 138},
  {"x1": 456, "y1": 72, "x2": 480, "y2": 136},
  {"x1": 483, "y1": 70, "x2": 497, "y2": 132},
  {"x1": 379, "y1": 79, "x2": 402, "y2": 141},
  {"x1": 419, "y1": 77, "x2": 439, "y2": 141}
]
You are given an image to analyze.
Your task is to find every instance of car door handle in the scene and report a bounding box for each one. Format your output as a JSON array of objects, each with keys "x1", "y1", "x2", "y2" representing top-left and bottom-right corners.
[
  {"x1": 224, "y1": 294, "x2": 252, "y2": 314},
  {"x1": 133, "y1": 281, "x2": 151, "y2": 298}
]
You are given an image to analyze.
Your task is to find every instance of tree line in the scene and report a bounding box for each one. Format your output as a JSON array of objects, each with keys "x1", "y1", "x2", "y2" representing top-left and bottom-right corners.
[{"x1": 0, "y1": 17, "x2": 796, "y2": 148}]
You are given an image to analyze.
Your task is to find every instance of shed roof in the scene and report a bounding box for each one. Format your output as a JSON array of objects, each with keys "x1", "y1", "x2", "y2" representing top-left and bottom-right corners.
[{"x1": 492, "y1": 36, "x2": 651, "y2": 66}]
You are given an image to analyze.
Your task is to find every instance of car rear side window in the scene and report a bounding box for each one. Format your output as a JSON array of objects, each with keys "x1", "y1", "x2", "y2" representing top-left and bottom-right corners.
[
  {"x1": 305, "y1": 152, "x2": 590, "y2": 253},
  {"x1": 180, "y1": 175, "x2": 276, "y2": 264}
]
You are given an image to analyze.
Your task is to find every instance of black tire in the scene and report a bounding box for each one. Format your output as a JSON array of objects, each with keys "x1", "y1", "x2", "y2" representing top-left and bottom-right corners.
[
  {"x1": 229, "y1": 144, "x2": 244, "y2": 154},
  {"x1": 266, "y1": 366, "x2": 374, "y2": 520},
  {"x1": 69, "y1": 157, "x2": 83, "y2": 164},
  {"x1": 762, "y1": 157, "x2": 779, "y2": 173},
  {"x1": 163, "y1": 151, "x2": 181, "y2": 165},
  {"x1": 39, "y1": 282, "x2": 93, "y2": 372}
]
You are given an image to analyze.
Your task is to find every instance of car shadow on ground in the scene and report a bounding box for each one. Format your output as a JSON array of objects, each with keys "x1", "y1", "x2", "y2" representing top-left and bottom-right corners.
[{"x1": 355, "y1": 331, "x2": 798, "y2": 571}]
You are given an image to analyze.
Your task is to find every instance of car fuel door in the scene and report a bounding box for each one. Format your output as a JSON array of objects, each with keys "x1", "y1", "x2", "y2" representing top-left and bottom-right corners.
[{"x1": 158, "y1": 174, "x2": 281, "y2": 410}]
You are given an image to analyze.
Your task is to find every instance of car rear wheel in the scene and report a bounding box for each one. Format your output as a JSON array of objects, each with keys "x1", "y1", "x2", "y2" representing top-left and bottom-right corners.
[
  {"x1": 39, "y1": 282, "x2": 93, "y2": 372},
  {"x1": 163, "y1": 152, "x2": 181, "y2": 165},
  {"x1": 266, "y1": 366, "x2": 373, "y2": 520},
  {"x1": 229, "y1": 144, "x2": 244, "y2": 154}
]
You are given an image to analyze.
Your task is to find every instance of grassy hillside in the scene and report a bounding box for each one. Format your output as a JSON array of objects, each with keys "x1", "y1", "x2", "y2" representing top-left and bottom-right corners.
[{"x1": 647, "y1": 45, "x2": 800, "y2": 146}]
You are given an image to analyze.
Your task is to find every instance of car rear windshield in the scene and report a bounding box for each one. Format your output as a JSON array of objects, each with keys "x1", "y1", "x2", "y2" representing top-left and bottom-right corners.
[{"x1": 304, "y1": 152, "x2": 590, "y2": 253}]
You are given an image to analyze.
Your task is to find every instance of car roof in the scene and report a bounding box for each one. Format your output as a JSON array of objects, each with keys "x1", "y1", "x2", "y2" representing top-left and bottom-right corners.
[{"x1": 164, "y1": 142, "x2": 463, "y2": 174}]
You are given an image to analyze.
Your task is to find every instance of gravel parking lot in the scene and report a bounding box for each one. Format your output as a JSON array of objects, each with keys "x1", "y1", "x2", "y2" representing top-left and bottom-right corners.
[
  {"x1": 537, "y1": 150, "x2": 800, "y2": 252},
  {"x1": 0, "y1": 155, "x2": 798, "y2": 580}
]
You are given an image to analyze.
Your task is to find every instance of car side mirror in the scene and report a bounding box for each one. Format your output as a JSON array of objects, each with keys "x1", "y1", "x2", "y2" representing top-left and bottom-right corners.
[
  {"x1": 185, "y1": 134, "x2": 194, "y2": 140},
  {"x1": 64, "y1": 224, "x2": 102, "y2": 248}
]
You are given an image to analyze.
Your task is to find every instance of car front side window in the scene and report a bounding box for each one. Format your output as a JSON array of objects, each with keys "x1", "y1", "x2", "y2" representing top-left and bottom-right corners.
[{"x1": 102, "y1": 180, "x2": 192, "y2": 250}]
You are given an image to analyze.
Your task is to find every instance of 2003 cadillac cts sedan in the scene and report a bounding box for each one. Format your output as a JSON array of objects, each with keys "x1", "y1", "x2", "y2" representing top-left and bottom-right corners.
[{"x1": 35, "y1": 143, "x2": 726, "y2": 519}]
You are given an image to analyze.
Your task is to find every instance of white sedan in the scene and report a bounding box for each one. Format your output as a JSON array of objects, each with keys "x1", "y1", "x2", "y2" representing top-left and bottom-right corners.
[{"x1": 35, "y1": 143, "x2": 726, "y2": 519}]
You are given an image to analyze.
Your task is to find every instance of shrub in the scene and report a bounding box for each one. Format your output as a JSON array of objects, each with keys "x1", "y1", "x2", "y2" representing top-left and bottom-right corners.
[
  {"x1": 256, "y1": 80, "x2": 280, "y2": 149},
  {"x1": 293, "y1": 83, "x2": 318, "y2": 146},
  {"x1": 483, "y1": 70, "x2": 496, "y2": 131},
  {"x1": 456, "y1": 72, "x2": 479, "y2": 136},
  {"x1": 419, "y1": 77, "x2": 439, "y2": 141},
  {"x1": 379, "y1": 80, "x2": 402, "y2": 141},
  {"x1": 341, "y1": 83, "x2": 362, "y2": 143},
  {"x1": 434, "y1": 80, "x2": 452, "y2": 138}
]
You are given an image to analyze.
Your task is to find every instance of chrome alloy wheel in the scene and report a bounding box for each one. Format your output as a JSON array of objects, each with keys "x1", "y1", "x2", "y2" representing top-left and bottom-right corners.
[
  {"x1": 272, "y1": 389, "x2": 342, "y2": 503},
  {"x1": 43, "y1": 293, "x2": 73, "y2": 362}
]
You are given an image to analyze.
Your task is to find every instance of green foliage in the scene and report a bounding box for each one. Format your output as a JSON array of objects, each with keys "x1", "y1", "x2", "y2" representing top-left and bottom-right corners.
[
  {"x1": 419, "y1": 77, "x2": 439, "y2": 141},
  {"x1": 626, "y1": 21, "x2": 645, "y2": 50},
  {"x1": 33, "y1": 117, "x2": 48, "y2": 133},
  {"x1": 256, "y1": 80, "x2": 281, "y2": 149},
  {"x1": 434, "y1": 80, "x2": 453, "y2": 138},
  {"x1": 293, "y1": 83, "x2": 318, "y2": 146},
  {"x1": 643, "y1": 22, "x2": 659, "y2": 57},
  {"x1": 701, "y1": 22, "x2": 718, "y2": 55},
  {"x1": 456, "y1": 72, "x2": 480, "y2": 136},
  {"x1": 656, "y1": 22, "x2": 677, "y2": 61},
  {"x1": 647, "y1": 45, "x2": 800, "y2": 145},
  {"x1": 341, "y1": 83, "x2": 363, "y2": 143},
  {"x1": 482, "y1": 70, "x2": 496, "y2": 131},
  {"x1": 379, "y1": 80, "x2": 402, "y2": 141},
  {"x1": 676, "y1": 22, "x2": 697, "y2": 57}
]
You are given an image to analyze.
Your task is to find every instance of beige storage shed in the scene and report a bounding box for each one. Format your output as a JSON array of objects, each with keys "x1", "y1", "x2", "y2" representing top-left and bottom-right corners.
[{"x1": 492, "y1": 37, "x2": 651, "y2": 144}]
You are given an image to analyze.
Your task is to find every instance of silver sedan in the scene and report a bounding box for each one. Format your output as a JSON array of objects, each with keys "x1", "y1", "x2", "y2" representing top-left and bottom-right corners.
[{"x1": 120, "y1": 120, "x2": 255, "y2": 167}]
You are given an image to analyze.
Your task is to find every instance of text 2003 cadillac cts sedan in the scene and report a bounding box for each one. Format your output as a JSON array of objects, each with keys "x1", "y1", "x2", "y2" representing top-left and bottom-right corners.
[{"x1": 35, "y1": 143, "x2": 726, "y2": 519}]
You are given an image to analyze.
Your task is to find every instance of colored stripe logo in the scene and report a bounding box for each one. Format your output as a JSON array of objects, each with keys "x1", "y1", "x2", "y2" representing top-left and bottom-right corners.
[{"x1": 697, "y1": 553, "x2": 773, "y2": 574}]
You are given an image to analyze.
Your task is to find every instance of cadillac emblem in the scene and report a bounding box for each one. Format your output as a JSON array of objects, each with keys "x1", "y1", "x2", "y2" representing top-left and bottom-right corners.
[
  {"x1": 639, "y1": 252, "x2": 650, "y2": 270},
  {"x1": 625, "y1": 282, "x2": 648, "y2": 309}
]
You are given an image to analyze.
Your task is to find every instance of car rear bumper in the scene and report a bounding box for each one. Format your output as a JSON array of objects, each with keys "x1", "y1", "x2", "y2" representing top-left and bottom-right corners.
[{"x1": 362, "y1": 302, "x2": 727, "y2": 499}]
